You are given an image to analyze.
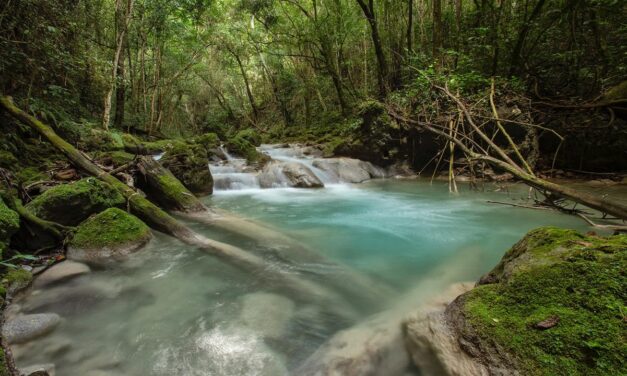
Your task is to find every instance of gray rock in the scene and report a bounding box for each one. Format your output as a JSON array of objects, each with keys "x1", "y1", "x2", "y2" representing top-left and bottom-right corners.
[
  {"x1": 259, "y1": 161, "x2": 323, "y2": 188},
  {"x1": 33, "y1": 261, "x2": 90, "y2": 288},
  {"x1": 3, "y1": 313, "x2": 61, "y2": 344},
  {"x1": 313, "y1": 158, "x2": 385, "y2": 183},
  {"x1": 19, "y1": 363, "x2": 55, "y2": 376}
]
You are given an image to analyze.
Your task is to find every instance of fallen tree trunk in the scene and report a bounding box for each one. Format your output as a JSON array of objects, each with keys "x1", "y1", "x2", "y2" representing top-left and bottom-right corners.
[
  {"x1": 0, "y1": 96, "x2": 363, "y2": 314},
  {"x1": 135, "y1": 155, "x2": 394, "y2": 303}
]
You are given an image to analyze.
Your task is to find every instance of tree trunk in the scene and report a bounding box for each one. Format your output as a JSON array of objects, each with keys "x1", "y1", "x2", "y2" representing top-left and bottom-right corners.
[
  {"x1": 407, "y1": 0, "x2": 414, "y2": 54},
  {"x1": 102, "y1": 0, "x2": 134, "y2": 130},
  {"x1": 113, "y1": 36, "x2": 126, "y2": 129},
  {"x1": 356, "y1": 0, "x2": 389, "y2": 98},
  {"x1": 433, "y1": 0, "x2": 442, "y2": 62},
  {"x1": 509, "y1": 0, "x2": 547, "y2": 77}
]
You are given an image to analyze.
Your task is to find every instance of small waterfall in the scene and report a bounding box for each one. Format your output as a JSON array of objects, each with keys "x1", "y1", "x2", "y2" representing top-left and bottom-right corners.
[
  {"x1": 211, "y1": 144, "x2": 384, "y2": 192},
  {"x1": 258, "y1": 145, "x2": 339, "y2": 185},
  {"x1": 211, "y1": 145, "x2": 261, "y2": 191}
]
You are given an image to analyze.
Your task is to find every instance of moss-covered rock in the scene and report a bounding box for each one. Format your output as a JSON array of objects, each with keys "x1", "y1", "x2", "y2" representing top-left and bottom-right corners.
[
  {"x1": 225, "y1": 135, "x2": 269, "y2": 165},
  {"x1": 95, "y1": 150, "x2": 136, "y2": 167},
  {"x1": 447, "y1": 227, "x2": 627, "y2": 376},
  {"x1": 160, "y1": 142, "x2": 213, "y2": 195},
  {"x1": 0, "y1": 197, "x2": 20, "y2": 258},
  {"x1": 82, "y1": 129, "x2": 125, "y2": 151},
  {"x1": 25, "y1": 178, "x2": 125, "y2": 226},
  {"x1": 67, "y1": 208, "x2": 152, "y2": 265},
  {"x1": 193, "y1": 132, "x2": 221, "y2": 150}
]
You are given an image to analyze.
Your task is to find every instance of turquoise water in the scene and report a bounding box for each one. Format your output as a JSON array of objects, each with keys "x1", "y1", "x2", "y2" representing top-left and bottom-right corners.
[
  {"x1": 208, "y1": 179, "x2": 588, "y2": 289},
  {"x1": 12, "y1": 179, "x2": 592, "y2": 375}
]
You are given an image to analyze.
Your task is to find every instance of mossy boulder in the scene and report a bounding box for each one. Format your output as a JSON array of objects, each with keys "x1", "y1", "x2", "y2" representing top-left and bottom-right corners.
[
  {"x1": 193, "y1": 132, "x2": 221, "y2": 151},
  {"x1": 443, "y1": 227, "x2": 627, "y2": 376},
  {"x1": 160, "y1": 142, "x2": 213, "y2": 195},
  {"x1": 67, "y1": 208, "x2": 152, "y2": 265},
  {"x1": 0, "y1": 197, "x2": 20, "y2": 258},
  {"x1": 25, "y1": 178, "x2": 125, "y2": 226},
  {"x1": 225, "y1": 135, "x2": 269, "y2": 165},
  {"x1": 323, "y1": 100, "x2": 400, "y2": 165},
  {"x1": 82, "y1": 129, "x2": 125, "y2": 151}
]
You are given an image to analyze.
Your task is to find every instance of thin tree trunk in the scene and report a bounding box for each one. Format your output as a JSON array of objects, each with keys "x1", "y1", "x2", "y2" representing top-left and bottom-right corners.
[
  {"x1": 355, "y1": 0, "x2": 389, "y2": 98},
  {"x1": 407, "y1": 0, "x2": 414, "y2": 54},
  {"x1": 509, "y1": 0, "x2": 547, "y2": 76},
  {"x1": 102, "y1": 0, "x2": 134, "y2": 130}
]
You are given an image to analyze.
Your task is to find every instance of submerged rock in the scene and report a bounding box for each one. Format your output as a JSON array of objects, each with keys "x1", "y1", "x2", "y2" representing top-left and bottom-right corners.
[
  {"x1": 19, "y1": 363, "x2": 55, "y2": 376},
  {"x1": 3, "y1": 313, "x2": 61, "y2": 344},
  {"x1": 259, "y1": 161, "x2": 324, "y2": 188},
  {"x1": 33, "y1": 261, "x2": 90, "y2": 288},
  {"x1": 67, "y1": 208, "x2": 152, "y2": 265},
  {"x1": 237, "y1": 292, "x2": 295, "y2": 340},
  {"x1": 24, "y1": 178, "x2": 125, "y2": 226},
  {"x1": 312, "y1": 158, "x2": 385, "y2": 183}
]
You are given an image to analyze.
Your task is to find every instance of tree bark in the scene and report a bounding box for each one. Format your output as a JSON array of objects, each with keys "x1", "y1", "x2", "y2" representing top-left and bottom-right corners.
[
  {"x1": 355, "y1": 0, "x2": 389, "y2": 98},
  {"x1": 509, "y1": 0, "x2": 547, "y2": 77},
  {"x1": 102, "y1": 0, "x2": 134, "y2": 130}
]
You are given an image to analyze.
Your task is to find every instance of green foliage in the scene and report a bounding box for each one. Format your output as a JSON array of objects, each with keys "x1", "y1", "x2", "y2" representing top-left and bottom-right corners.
[
  {"x1": 69, "y1": 208, "x2": 150, "y2": 249},
  {"x1": 464, "y1": 228, "x2": 627, "y2": 376},
  {"x1": 0, "y1": 197, "x2": 20, "y2": 258}
]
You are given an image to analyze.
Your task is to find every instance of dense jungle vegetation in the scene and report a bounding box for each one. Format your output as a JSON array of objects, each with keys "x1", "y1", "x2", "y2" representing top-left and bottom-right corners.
[{"x1": 1, "y1": 0, "x2": 626, "y2": 171}]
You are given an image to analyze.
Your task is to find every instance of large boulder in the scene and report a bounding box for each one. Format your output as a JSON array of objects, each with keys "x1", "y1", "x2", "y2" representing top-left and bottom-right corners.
[
  {"x1": 24, "y1": 178, "x2": 125, "y2": 226},
  {"x1": 258, "y1": 161, "x2": 324, "y2": 188},
  {"x1": 160, "y1": 142, "x2": 214, "y2": 195},
  {"x1": 0, "y1": 197, "x2": 20, "y2": 257},
  {"x1": 67, "y1": 208, "x2": 152, "y2": 266},
  {"x1": 312, "y1": 158, "x2": 385, "y2": 183},
  {"x1": 2, "y1": 313, "x2": 61, "y2": 344},
  {"x1": 404, "y1": 228, "x2": 627, "y2": 376}
]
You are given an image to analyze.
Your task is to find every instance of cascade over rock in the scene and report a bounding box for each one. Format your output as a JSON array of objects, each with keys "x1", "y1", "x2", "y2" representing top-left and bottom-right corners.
[{"x1": 258, "y1": 160, "x2": 324, "y2": 188}]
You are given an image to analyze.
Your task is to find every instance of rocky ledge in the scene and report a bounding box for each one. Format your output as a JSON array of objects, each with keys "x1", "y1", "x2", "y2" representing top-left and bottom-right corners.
[{"x1": 404, "y1": 227, "x2": 626, "y2": 376}]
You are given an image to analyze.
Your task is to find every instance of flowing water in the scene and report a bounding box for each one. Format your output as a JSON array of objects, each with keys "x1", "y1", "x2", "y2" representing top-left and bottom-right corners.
[{"x1": 11, "y1": 148, "x2": 599, "y2": 375}]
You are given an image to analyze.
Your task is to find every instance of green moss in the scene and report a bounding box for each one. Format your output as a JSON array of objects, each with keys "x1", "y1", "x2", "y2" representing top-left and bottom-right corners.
[
  {"x1": 25, "y1": 178, "x2": 125, "y2": 225},
  {"x1": 234, "y1": 128, "x2": 261, "y2": 146},
  {"x1": 0, "y1": 150, "x2": 18, "y2": 169},
  {"x1": 83, "y1": 129, "x2": 125, "y2": 151},
  {"x1": 0, "y1": 197, "x2": 20, "y2": 258},
  {"x1": 4, "y1": 268, "x2": 32, "y2": 286},
  {"x1": 193, "y1": 133, "x2": 220, "y2": 150},
  {"x1": 70, "y1": 208, "x2": 150, "y2": 249},
  {"x1": 0, "y1": 347, "x2": 9, "y2": 376},
  {"x1": 95, "y1": 150, "x2": 135, "y2": 166},
  {"x1": 15, "y1": 166, "x2": 48, "y2": 185},
  {"x1": 463, "y1": 228, "x2": 627, "y2": 376},
  {"x1": 226, "y1": 136, "x2": 268, "y2": 164}
]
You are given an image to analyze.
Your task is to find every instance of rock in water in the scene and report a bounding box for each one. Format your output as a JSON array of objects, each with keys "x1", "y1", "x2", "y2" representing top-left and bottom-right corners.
[
  {"x1": 33, "y1": 261, "x2": 91, "y2": 288},
  {"x1": 237, "y1": 292, "x2": 295, "y2": 340},
  {"x1": 403, "y1": 284, "x2": 484, "y2": 376},
  {"x1": 19, "y1": 363, "x2": 55, "y2": 376},
  {"x1": 259, "y1": 161, "x2": 324, "y2": 188},
  {"x1": 312, "y1": 158, "x2": 385, "y2": 183},
  {"x1": 3, "y1": 313, "x2": 61, "y2": 344},
  {"x1": 67, "y1": 208, "x2": 152, "y2": 265}
]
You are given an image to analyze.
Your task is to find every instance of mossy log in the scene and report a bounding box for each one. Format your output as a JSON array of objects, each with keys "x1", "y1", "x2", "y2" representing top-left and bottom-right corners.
[
  {"x1": 0, "y1": 96, "x2": 367, "y2": 314},
  {"x1": 136, "y1": 156, "x2": 205, "y2": 212}
]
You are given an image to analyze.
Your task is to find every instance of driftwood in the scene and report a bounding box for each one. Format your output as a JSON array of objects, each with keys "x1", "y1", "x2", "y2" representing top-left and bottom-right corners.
[{"x1": 387, "y1": 86, "x2": 627, "y2": 222}]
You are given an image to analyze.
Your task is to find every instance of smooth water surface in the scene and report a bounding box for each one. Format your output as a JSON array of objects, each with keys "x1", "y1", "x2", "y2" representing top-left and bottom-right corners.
[{"x1": 12, "y1": 179, "x2": 592, "y2": 375}]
